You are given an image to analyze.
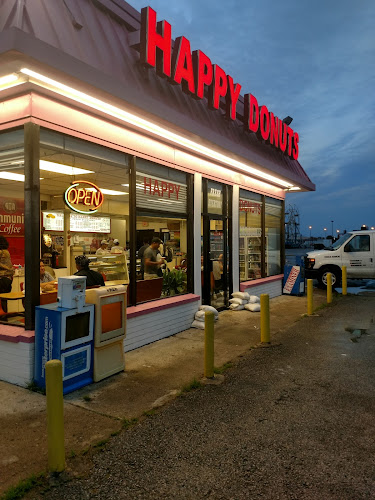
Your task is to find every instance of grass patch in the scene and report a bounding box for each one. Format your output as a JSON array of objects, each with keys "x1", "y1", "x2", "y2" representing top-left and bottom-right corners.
[
  {"x1": 82, "y1": 395, "x2": 92, "y2": 402},
  {"x1": 122, "y1": 418, "x2": 138, "y2": 430},
  {"x1": 143, "y1": 409, "x2": 157, "y2": 418},
  {"x1": 68, "y1": 450, "x2": 77, "y2": 459},
  {"x1": 26, "y1": 381, "x2": 46, "y2": 395},
  {"x1": 93, "y1": 439, "x2": 108, "y2": 451},
  {"x1": 181, "y1": 378, "x2": 202, "y2": 394},
  {"x1": 214, "y1": 362, "x2": 233, "y2": 374},
  {"x1": 110, "y1": 430, "x2": 121, "y2": 437},
  {"x1": 2, "y1": 472, "x2": 45, "y2": 500}
]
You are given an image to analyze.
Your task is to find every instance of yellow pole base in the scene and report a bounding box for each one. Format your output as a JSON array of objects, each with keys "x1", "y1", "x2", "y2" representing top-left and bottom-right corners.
[
  {"x1": 260, "y1": 294, "x2": 270, "y2": 344},
  {"x1": 327, "y1": 272, "x2": 332, "y2": 304},
  {"x1": 342, "y1": 266, "x2": 347, "y2": 296},
  {"x1": 307, "y1": 279, "x2": 313, "y2": 315},
  {"x1": 204, "y1": 311, "x2": 215, "y2": 378},
  {"x1": 46, "y1": 360, "x2": 65, "y2": 473}
]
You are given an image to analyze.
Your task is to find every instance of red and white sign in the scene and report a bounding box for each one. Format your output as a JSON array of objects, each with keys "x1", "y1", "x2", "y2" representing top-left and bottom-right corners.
[
  {"x1": 0, "y1": 196, "x2": 24, "y2": 265},
  {"x1": 138, "y1": 7, "x2": 299, "y2": 160},
  {"x1": 239, "y1": 199, "x2": 261, "y2": 214},
  {"x1": 136, "y1": 173, "x2": 187, "y2": 213},
  {"x1": 283, "y1": 266, "x2": 300, "y2": 294}
]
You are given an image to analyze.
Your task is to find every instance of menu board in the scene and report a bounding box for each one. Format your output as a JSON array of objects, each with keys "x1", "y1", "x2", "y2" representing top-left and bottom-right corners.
[
  {"x1": 42, "y1": 212, "x2": 64, "y2": 231},
  {"x1": 70, "y1": 214, "x2": 111, "y2": 233},
  {"x1": 42, "y1": 211, "x2": 111, "y2": 233}
]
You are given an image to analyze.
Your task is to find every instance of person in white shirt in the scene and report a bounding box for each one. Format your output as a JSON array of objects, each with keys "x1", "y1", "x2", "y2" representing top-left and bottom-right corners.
[
  {"x1": 110, "y1": 239, "x2": 124, "y2": 254},
  {"x1": 96, "y1": 240, "x2": 110, "y2": 255}
]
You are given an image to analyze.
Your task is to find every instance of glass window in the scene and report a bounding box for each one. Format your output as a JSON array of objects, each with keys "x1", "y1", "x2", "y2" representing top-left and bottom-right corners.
[
  {"x1": 345, "y1": 235, "x2": 370, "y2": 252},
  {"x1": 206, "y1": 180, "x2": 223, "y2": 215},
  {"x1": 136, "y1": 159, "x2": 188, "y2": 303},
  {"x1": 40, "y1": 130, "x2": 130, "y2": 284},
  {"x1": 265, "y1": 197, "x2": 282, "y2": 276},
  {"x1": 239, "y1": 190, "x2": 262, "y2": 281},
  {"x1": 0, "y1": 129, "x2": 25, "y2": 326}
]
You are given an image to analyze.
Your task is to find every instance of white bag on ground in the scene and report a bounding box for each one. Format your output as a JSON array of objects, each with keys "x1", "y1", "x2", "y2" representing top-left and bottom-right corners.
[
  {"x1": 191, "y1": 320, "x2": 205, "y2": 329},
  {"x1": 199, "y1": 305, "x2": 219, "y2": 317},
  {"x1": 248, "y1": 295, "x2": 260, "y2": 304},
  {"x1": 231, "y1": 292, "x2": 250, "y2": 300},
  {"x1": 244, "y1": 303, "x2": 261, "y2": 312},
  {"x1": 229, "y1": 298, "x2": 247, "y2": 305},
  {"x1": 194, "y1": 310, "x2": 206, "y2": 321},
  {"x1": 229, "y1": 303, "x2": 245, "y2": 310}
]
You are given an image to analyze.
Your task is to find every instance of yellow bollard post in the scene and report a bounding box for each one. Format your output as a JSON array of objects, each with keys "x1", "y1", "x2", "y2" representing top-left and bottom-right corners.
[
  {"x1": 204, "y1": 311, "x2": 215, "y2": 378},
  {"x1": 342, "y1": 266, "x2": 347, "y2": 296},
  {"x1": 327, "y1": 272, "x2": 332, "y2": 304},
  {"x1": 46, "y1": 360, "x2": 65, "y2": 473},
  {"x1": 307, "y1": 279, "x2": 313, "y2": 315},
  {"x1": 260, "y1": 294, "x2": 270, "y2": 344}
]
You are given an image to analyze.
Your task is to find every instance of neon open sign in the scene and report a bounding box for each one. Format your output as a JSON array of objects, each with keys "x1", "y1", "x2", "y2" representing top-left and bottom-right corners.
[{"x1": 64, "y1": 181, "x2": 104, "y2": 214}]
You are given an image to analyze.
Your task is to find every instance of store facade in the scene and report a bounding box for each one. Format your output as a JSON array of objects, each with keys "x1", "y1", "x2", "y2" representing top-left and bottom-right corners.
[{"x1": 0, "y1": 0, "x2": 314, "y2": 386}]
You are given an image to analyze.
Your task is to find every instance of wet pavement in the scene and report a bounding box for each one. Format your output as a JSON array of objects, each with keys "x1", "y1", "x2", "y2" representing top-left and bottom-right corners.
[{"x1": 1, "y1": 288, "x2": 375, "y2": 498}]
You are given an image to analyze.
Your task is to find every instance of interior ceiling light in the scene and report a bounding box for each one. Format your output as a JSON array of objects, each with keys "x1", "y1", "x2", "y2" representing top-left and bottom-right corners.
[
  {"x1": 287, "y1": 187, "x2": 301, "y2": 191},
  {"x1": 20, "y1": 68, "x2": 294, "y2": 189},
  {"x1": 39, "y1": 160, "x2": 94, "y2": 175},
  {"x1": 86, "y1": 187, "x2": 127, "y2": 196},
  {"x1": 0, "y1": 172, "x2": 44, "y2": 181},
  {"x1": 121, "y1": 183, "x2": 129, "y2": 187},
  {"x1": 0, "y1": 171, "x2": 25, "y2": 182}
]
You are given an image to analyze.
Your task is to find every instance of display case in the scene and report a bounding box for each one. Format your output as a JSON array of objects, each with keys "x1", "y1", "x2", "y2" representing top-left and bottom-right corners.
[
  {"x1": 210, "y1": 231, "x2": 223, "y2": 259},
  {"x1": 88, "y1": 253, "x2": 129, "y2": 284},
  {"x1": 239, "y1": 236, "x2": 267, "y2": 281}
]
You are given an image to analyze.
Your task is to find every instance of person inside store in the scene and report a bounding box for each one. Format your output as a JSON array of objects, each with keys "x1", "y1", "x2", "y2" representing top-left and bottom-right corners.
[
  {"x1": 143, "y1": 237, "x2": 165, "y2": 280},
  {"x1": 212, "y1": 254, "x2": 224, "y2": 295},
  {"x1": 111, "y1": 238, "x2": 124, "y2": 254},
  {"x1": 40, "y1": 260, "x2": 57, "y2": 292},
  {"x1": 0, "y1": 236, "x2": 15, "y2": 313},
  {"x1": 138, "y1": 238, "x2": 150, "y2": 279},
  {"x1": 96, "y1": 240, "x2": 110, "y2": 255},
  {"x1": 74, "y1": 255, "x2": 105, "y2": 287},
  {"x1": 0, "y1": 236, "x2": 14, "y2": 294}
]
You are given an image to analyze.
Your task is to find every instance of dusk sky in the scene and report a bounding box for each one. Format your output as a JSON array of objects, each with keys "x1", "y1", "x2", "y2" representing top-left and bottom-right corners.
[{"x1": 128, "y1": 0, "x2": 375, "y2": 238}]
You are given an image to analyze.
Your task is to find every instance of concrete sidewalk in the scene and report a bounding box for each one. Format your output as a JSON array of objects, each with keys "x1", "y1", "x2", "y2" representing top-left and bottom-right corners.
[{"x1": 1, "y1": 289, "x2": 329, "y2": 494}]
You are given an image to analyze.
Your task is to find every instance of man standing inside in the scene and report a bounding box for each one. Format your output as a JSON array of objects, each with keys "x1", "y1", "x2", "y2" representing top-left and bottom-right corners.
[
  {"x1": 143, "y1": 237, "x2": 165, "y2": 280},
  {"x1": 96, "y1": 240, "x2": 110, "y2": 255}
]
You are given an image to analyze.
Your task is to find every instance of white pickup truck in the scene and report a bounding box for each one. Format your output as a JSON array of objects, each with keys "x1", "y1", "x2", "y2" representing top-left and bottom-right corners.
[{"x1": 305, "y1": 230, "x2": 375, "y2": 287}]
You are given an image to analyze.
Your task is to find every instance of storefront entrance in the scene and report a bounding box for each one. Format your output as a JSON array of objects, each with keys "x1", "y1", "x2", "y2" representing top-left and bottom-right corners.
[{"x1": 201, "y1": 179, "x2": 232, "y2": 310}]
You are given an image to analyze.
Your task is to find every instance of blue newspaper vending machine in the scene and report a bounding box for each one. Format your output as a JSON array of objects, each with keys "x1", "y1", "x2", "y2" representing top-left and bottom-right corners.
[
  {"x1": 34, "y1": 276, "x2": 95, "y2": 394},
  {"x1": 282, "y1": 256, "x2": 305, "y2": 296}
]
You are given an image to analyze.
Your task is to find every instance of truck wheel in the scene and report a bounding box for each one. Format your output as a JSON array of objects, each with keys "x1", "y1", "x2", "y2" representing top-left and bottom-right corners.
[{"x1": 318, "y1": 268, "x2": 341, "y2": 288}]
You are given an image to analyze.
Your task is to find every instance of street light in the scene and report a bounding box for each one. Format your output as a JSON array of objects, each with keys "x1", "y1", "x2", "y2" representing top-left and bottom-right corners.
[
  {"x1": 309, "y1": 225, "x2": 312, "y2": 246},
  {"x1": 323, "y1": 228, "x2": 327, "y2": 240},
  {"x1": 336, "y1": 229, "x2": 340, "y2": 241},
  {"x1": 331, "y1": 220, "x2": 334, "y2": 239}
]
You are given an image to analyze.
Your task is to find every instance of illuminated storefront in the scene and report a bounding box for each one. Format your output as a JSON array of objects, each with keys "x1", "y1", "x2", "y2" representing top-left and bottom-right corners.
[{"x1": 0, "y1": 1, "x2": 314, "y2": 386}]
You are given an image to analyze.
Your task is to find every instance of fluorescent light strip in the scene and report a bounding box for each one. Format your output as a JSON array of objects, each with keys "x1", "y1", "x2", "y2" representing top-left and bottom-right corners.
[
  {"x1": 0, "y1": 73, "x2": 20, "y2": 86},
  {"x1": 39, "y1": 160, "x2": 94, "y2": 175},
  {"x1": 20, "y1": 68, "x2": 295, "y2": 189},
  {"x1": 0, "y1": 171, "x2": 25, "y2": 182},
  {"x1": 0, "y1": 172, "x2": 44, "y2": 182},
  {"x1": 86, "y1": 187, "x2": 128, "y2": 196}
]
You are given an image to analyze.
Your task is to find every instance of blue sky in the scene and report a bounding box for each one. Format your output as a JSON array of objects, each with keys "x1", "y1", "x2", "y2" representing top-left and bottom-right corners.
[{"x1": 128, "y1": 0, "x2": 375, "y2": 237}]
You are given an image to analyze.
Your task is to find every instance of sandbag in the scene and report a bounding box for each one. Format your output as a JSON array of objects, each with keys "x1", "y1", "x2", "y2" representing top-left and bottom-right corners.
[
  {"x1": 229, "y1": 298, "x2": 247, "y2": 305},
  {"x1": 199, "y1": 305, "x2": 219, "y2": 317},
  {"x1": 231, "y1": 291, "x2": 250, "y2": 300},
  {"x1": 229, "y1": 303, "x2": 245, "y2": 310},
  {"x1": 248, "y1": 295, "x2": 260, "y2": 304},
  {"x1": 191, "y1": 320, "x2": 205, "y2": 329},
  {"x1": 194, "y1": 310, "x2": 206, "y2": 321},
  {"x1": 244, "y1": 303, "x2": 260, "y2": 312}
]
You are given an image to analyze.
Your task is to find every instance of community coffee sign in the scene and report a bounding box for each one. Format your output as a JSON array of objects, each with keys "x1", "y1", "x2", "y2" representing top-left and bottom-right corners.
[
  {"x1": 64, "y1": 181, "x2": 104, "y2": 214},
  {"x1": 0, "y1": 197, "x2": 24, "y2": 235},
  {"x1": 137, "y1": 7, "x2": 299, "y2": 160}
]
